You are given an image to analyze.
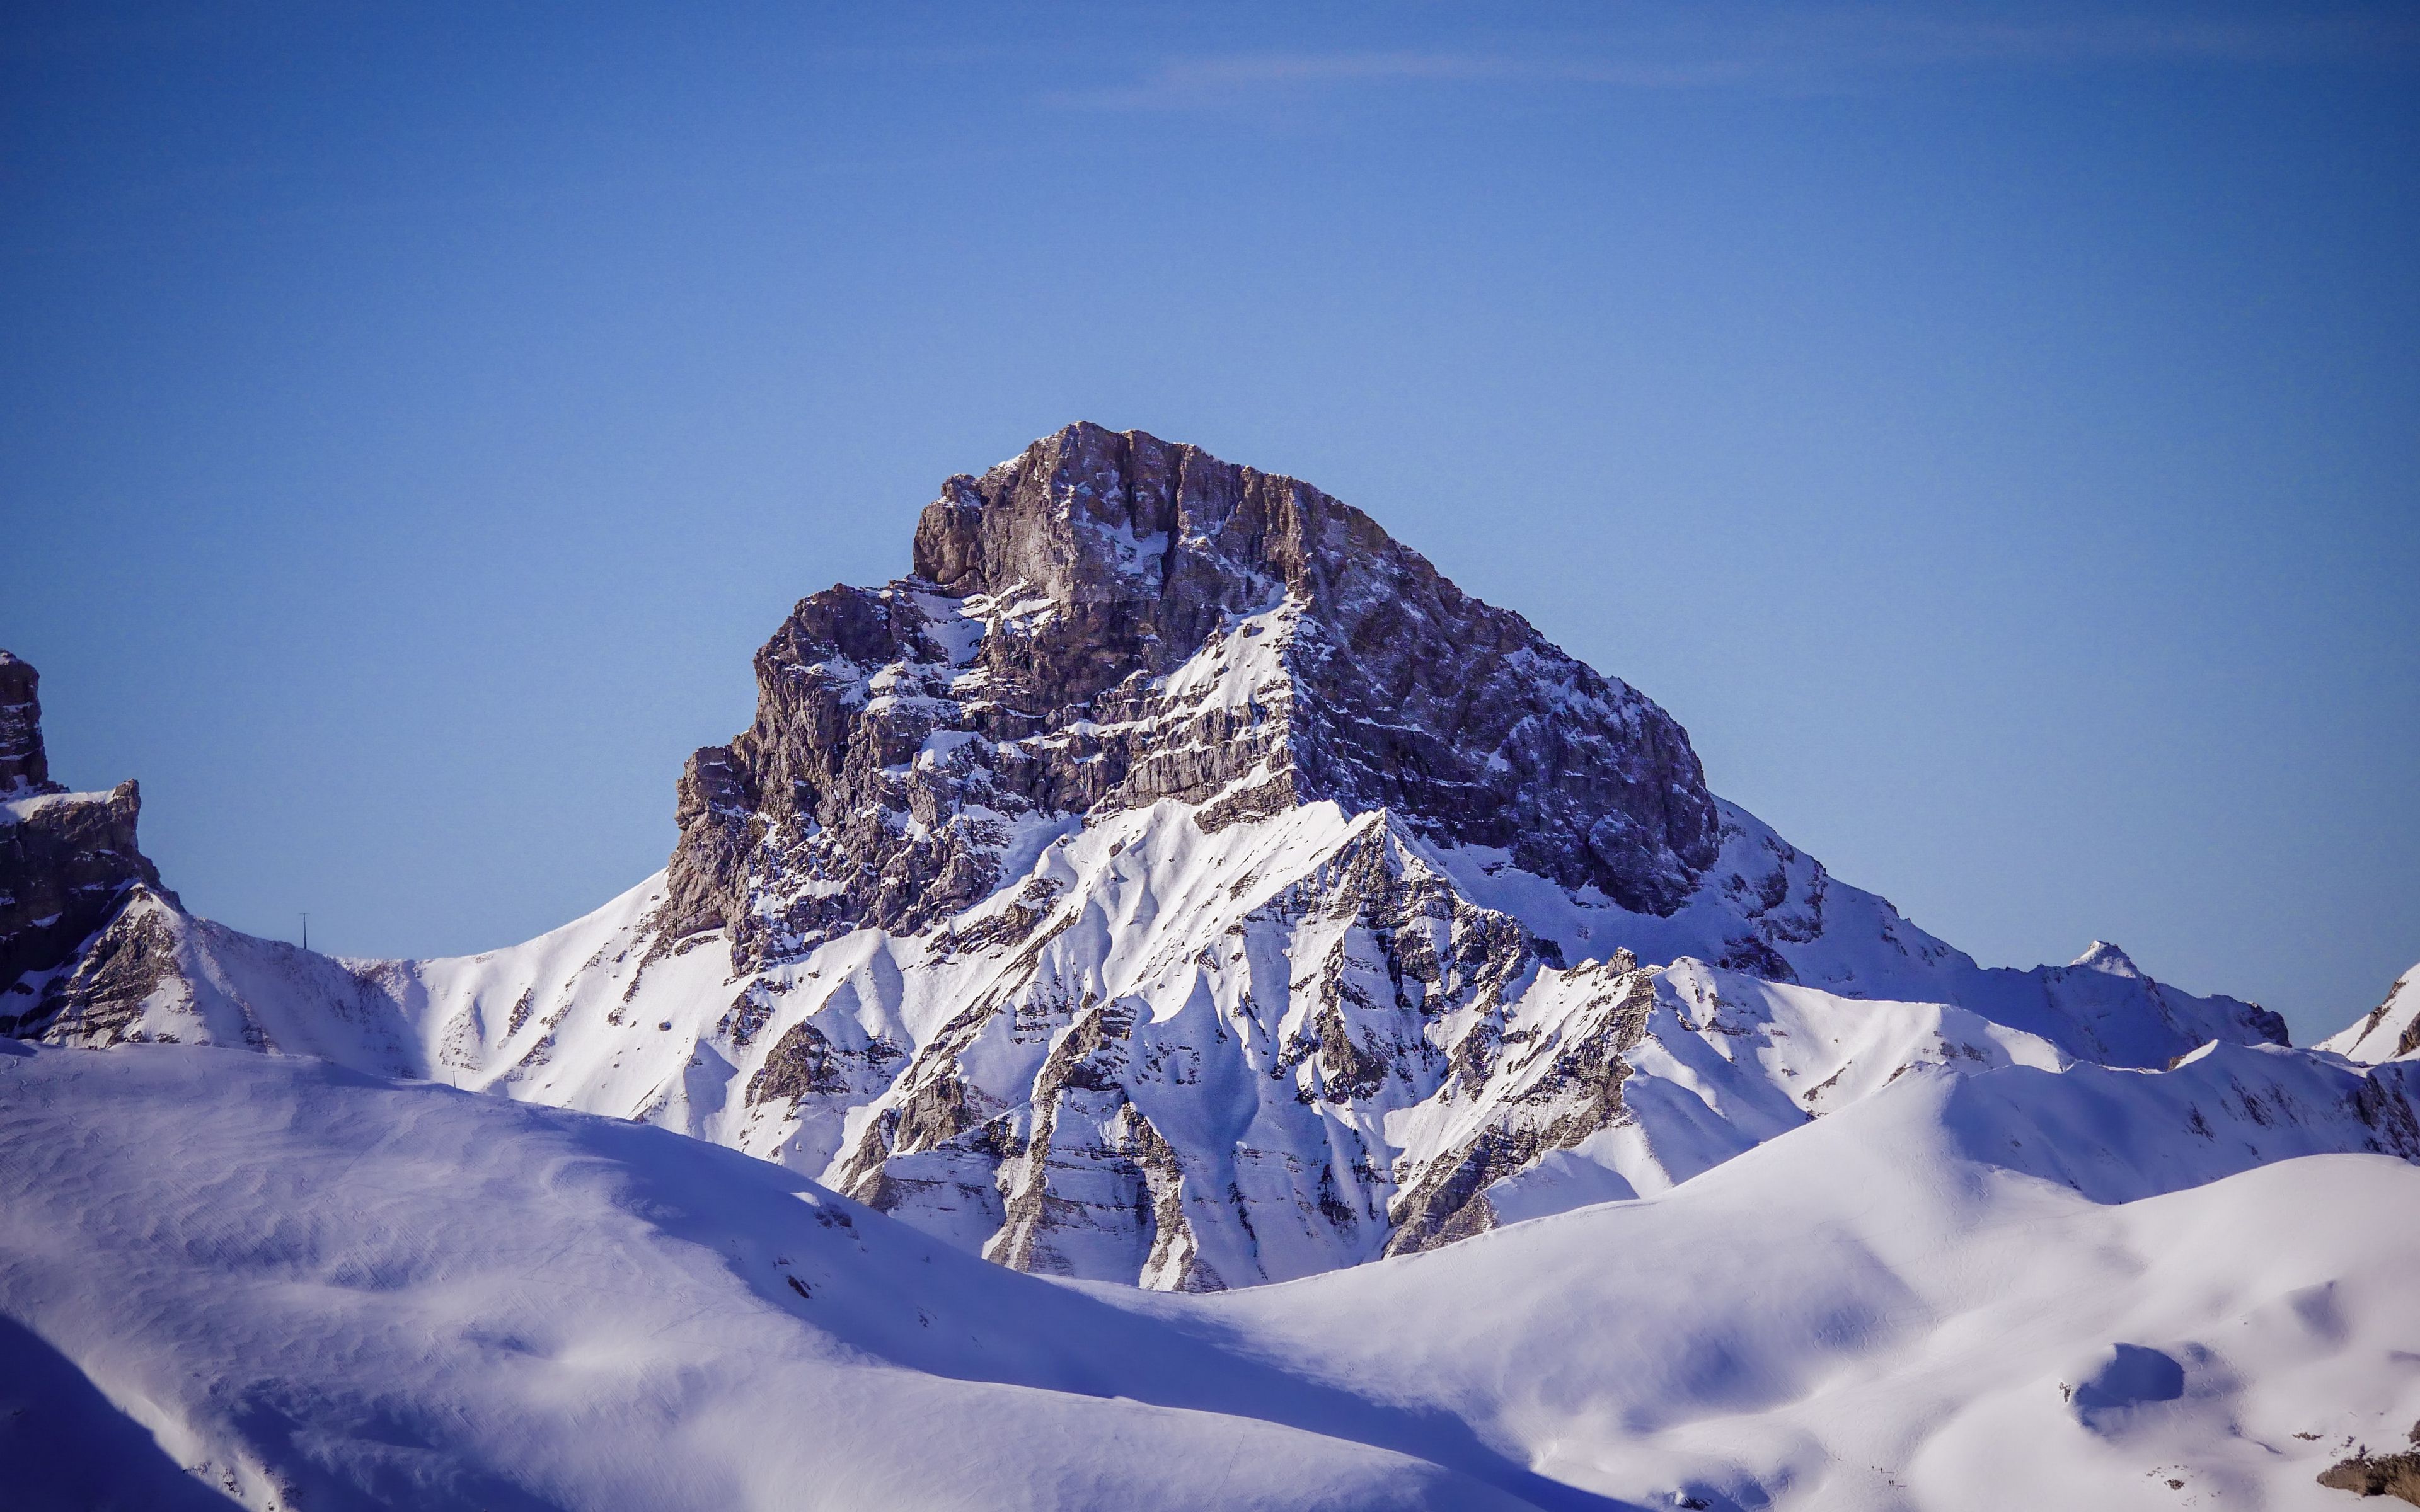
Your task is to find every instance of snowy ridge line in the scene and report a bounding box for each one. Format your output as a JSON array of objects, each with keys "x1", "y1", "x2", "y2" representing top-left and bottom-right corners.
[{"x1": 2322, "y1": 962, "x2": 2420, "y2": 1065}]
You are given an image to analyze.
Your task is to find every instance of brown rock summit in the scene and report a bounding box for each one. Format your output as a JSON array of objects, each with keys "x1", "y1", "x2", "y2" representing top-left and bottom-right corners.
[{"x1": 664, "y1": 423, "x2": 1720, "y2": 969}]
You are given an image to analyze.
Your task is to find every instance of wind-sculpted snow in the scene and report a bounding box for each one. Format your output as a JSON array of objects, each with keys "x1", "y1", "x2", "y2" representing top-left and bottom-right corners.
[
  {"x1": 0, "y1": 1044, "x2": 1539, "y2": 1512},
  {"x1": 1141, "y1": 1058, "x2": 2420, "y2": 1511},
  {"x1": 8, "y1": 1041, "x2": 2419, "y2": 1511}
]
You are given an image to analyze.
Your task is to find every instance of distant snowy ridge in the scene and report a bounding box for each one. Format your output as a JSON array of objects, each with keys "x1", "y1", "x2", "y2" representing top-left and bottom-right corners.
[{"x1": 2323, "y1": 962, "x2": 2420, "y2": 1064}]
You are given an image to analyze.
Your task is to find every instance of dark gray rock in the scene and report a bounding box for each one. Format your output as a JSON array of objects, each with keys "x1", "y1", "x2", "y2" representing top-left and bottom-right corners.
[
  {"x1": 1, "y1": 653, "x2": 176, "y2": 1028},
  {"x1": 666, "y1": 423, "x2": 1720, "y2": 969},
  {"x1": 0, "y1": 650, "x2": 58, "y2": 795}
]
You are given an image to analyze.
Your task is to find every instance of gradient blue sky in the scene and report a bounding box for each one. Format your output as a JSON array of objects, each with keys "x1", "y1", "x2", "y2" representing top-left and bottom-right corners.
[{"x1": 4, "y1": 3, "x2": 2414, "y2": 1041}]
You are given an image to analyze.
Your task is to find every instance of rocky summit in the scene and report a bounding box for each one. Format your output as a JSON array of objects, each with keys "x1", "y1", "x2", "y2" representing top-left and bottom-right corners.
[
  {"x1": 663, "y1": 421, "x2": 1719, "y2": 970},
  {"x1": 9, "y1": 425, "x2": 2390, "y2": 1300}
]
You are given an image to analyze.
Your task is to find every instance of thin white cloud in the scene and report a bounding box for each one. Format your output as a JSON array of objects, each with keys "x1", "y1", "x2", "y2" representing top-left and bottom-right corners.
[
  {"x1": 1058, "y1": 51, "x2": 1762, "y2": 111},
  {"x1": 1048, "y1": 7, "x2": 2419, "y2": 112}
]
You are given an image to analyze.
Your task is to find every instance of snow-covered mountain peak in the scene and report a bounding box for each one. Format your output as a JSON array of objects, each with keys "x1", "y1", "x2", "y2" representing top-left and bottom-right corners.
[
  {"x1": 2323, "y1": 964, "x2": 2420, "y2": 1064},
  {"x1": 2070, "y1": 939, "x2": 2143, "y2": 976},
  {"x1": 0, "y1": 449, "x2": 2371, "y2": 1292}
]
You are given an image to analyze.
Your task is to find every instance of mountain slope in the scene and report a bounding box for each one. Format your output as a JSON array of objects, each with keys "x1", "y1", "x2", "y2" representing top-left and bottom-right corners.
[
  {"x1": 2322, "y1": 962, "x2": 2420, "y2": 1064},
  {"x1": 0, "y1": 1042, "x2": 1533, "y2": 1512},
  {"x1": 1139, "y1": 1052, "x2": 2420, "y2": 1511},
  {"x1": 7, "y1": 1040, "x2": 2417, "y2": 1512},
  {"x1": 0, "y1": 649, "x2": 175, "y2": 1029}
]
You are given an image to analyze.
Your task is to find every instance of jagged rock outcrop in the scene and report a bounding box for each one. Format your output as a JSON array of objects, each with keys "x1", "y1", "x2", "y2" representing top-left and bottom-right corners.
[
  {"x1": 2318, "y1": 1423, "x2": 2420, "y2": 1504},
  {"x1": 664, "y1": 423, "x2": 1719, "y2": 969},
  {"x1": 1382, "y1": 955, "x2": 1659, "y2": 1256},
  {"x1": 0, "y1": 652, "x2": 176, "y2": 1031},
  {"x1": 0, "y1": 650, "x2": 54, "y2": 793}
]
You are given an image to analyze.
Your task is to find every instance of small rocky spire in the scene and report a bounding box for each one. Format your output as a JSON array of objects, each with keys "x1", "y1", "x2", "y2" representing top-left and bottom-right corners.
[{"x1": 0, "y1": 650, "x2": 61, "y2": 795}]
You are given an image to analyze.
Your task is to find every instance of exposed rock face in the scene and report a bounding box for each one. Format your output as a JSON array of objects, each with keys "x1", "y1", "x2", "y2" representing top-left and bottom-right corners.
[
  {"x1": 665, "y1": 422, "x2": 1719, "y2": 970},
  {"x1": 2319, "y1": 1430, "x2": 2420, "y2": 1505},
  {"x1": 1382, "y1": 956, "x2": 1658, "y2": 1256},
  {"x1": 0, "y1": 651, "x2": 53, "y2": 794},
  {"x1": 609, "y1": 423, "x2": 2312, "y2": 1285},
  {"x1": 0, "y1": 653, "x2": 175, "y2": 1031},
  {"x1": 807, "y1": 810, "x2": 1583, "y2": 1286},
  {"x1": 20, "y1": 886, "x2": 189, "y2": 1045}
]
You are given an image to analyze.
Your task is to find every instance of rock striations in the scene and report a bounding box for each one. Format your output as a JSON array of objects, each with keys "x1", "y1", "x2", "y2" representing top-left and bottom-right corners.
[
  {"x1": 9, "y1": 425, "x2": 2401, "y2": 1295},
  {"x1": 663, "y1": 422, "x2": 1717, "y2": 966}
]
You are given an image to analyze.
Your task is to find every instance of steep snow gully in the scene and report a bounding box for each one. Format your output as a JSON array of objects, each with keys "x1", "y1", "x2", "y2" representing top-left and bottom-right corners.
[{"x1": 4, "y1": 424, "x2": 2417, "y2": 1511}]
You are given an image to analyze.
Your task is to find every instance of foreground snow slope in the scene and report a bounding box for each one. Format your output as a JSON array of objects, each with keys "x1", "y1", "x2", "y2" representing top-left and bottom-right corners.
[
  {"x1": 6, "y1": 1041, "x2": 2417, "y2": 1511},
  {"x1": 1148, "y1": 1052, "x2": 2420, "y2": 1511},
  {"x1": 0, "y1": 1042, "x2": 1538, "y2": 1512}
]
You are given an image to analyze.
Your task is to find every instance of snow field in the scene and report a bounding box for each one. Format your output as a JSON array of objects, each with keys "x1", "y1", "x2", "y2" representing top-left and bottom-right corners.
[{"x1": 5, "y1": 1041, "x2": 2416, "y2": 1510}]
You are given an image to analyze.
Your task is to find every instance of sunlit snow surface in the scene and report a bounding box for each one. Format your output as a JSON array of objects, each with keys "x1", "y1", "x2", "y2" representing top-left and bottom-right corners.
[
  {"x1": 4, "y1": 1040, "x2": 2416, "y2": 1512},
  {"x1": 2321, "y1": 961, "x2": 2420, "y2": 1065}
]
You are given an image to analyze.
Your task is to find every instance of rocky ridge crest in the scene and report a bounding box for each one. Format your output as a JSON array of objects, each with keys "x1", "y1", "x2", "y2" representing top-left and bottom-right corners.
[{"x1": 2324, "y1": 964, "x2": 2420, "y2": 1065}]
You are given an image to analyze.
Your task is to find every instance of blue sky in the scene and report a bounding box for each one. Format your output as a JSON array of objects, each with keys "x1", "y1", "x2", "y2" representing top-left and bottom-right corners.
[{"x1": 4, "y1": 3, "x2": 2414, "y2": 1041}]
